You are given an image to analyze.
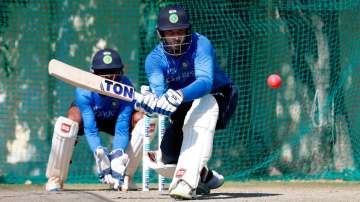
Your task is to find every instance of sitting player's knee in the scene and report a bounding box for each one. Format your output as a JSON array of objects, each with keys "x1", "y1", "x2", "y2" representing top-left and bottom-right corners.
[
  {"x1": 131, "y1": 113, "x2": 156, "y2": 140},
  {"x1": 131, "y1": 111, "x2": 144, "y2": 128},
  {"x1": 67, "y1": 106, "x2": 82, "y2": 125}
]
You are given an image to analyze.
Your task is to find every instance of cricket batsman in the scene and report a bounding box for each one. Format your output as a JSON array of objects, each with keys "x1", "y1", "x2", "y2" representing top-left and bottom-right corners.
[
  {"x1": 137, "y1": 5, "x2": 238, "y2": 199},
  {"x1": 45, "y1": 48, "x2": 154, "y2": 191}
]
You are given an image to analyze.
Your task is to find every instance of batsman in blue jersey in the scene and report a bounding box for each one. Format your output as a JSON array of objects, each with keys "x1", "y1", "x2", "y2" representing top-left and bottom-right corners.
[
  {"x1": 46, "y1": 49, "x2": 150, "y2": 192},
  {"x1": 138, "y1": 5, "x2": 238, "y2": 200}
]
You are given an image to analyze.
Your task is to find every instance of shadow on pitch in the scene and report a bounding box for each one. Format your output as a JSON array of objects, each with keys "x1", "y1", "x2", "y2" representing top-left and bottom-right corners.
[{"x1": 198, "y1": 192, "x2": 282, "y2": 200}]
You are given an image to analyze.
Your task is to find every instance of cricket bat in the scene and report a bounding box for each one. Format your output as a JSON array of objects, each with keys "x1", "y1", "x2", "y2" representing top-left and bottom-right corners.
[{"x1": 48, "y1": 59, "x2": 142, "y2": 102}]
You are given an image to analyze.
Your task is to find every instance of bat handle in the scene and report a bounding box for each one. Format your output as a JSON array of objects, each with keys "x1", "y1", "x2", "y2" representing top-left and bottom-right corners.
[
  {"x1": 133, "y1": 92, "x2": 145, "y2": 112},
  {"x1": 133, "y1": 91, "x2": 158, "y2": 118},
  {"x1": 134, "y1": 92, "x2": 143, "y2": 102},
  {"x1": 134, "y1": 85, "x2": 150, "y2": 102}
]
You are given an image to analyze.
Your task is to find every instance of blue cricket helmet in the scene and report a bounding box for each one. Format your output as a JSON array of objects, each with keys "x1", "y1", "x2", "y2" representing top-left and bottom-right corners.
[
  {"x1": 156, "y1": 5, "x2": 192, "y2": 56},
  {"x1": 157, "y1": 5, "x2": 191, "y2": 31},
  {"x1": 91, "y1": 48, "x2": 124, "y2": 75}
]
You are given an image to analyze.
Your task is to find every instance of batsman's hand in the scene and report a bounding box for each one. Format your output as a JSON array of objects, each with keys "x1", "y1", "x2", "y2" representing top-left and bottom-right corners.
[
  {"x1": 154, "y1": 89, "x2": 183, "y2": 116},
  {"x1": 135, "y1": 85, "x2": 158, "y2": 114}
]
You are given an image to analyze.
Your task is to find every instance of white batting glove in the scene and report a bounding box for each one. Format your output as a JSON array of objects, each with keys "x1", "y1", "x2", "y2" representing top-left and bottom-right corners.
[
  {"x1": 94, "y1": 146, "x2": 114, "y2": 184},
  {"x1": 134, "y1": 85, "x2": 149, "y2": 111},
  {"x1": 155, "y1": 89, "x2": 183, "y2": 116},
  {"x1": 140, "y1": 93, "x2": 158, "y2": 114},
  {"x1": 110, "y1": 149, "x2": 129, "y2": 190},
  {"x1": 135, "y1": 85, "x2": 158, "y2": 114}
]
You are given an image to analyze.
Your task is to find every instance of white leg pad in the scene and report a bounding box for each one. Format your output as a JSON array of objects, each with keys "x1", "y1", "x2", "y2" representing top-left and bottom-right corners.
[
  {"x1": 46, "y1": 116, "x2": 78, "y2": 183},
  {"x1": 125, "y1": 116, "x2": 155, "y2": 177},
  {"x1": 125, "y1": 117, "x2": 144, "y2": 177},
  {"x1": 170, "y1": 94, "x2": 219, "y2": 189}
]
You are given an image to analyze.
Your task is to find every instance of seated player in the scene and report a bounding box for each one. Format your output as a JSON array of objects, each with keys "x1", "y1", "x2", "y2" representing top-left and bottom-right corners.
[{"x1": 45, "y1": 48, "x2": 154, "y2": 191}]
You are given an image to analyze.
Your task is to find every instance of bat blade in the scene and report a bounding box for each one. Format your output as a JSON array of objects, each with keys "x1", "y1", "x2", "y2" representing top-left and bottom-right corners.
[{"x1": 48, "y1": 59, "x2": 141, "y2": 102}]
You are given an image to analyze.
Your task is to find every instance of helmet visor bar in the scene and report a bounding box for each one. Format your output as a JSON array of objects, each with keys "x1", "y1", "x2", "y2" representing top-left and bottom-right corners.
[{"x1": 160, "y1": 33, "x2": 192, "y2": 56}]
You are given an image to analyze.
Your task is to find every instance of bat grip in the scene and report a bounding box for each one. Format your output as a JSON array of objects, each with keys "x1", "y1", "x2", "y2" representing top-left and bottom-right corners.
[{"x1": 134, "y1": 92, "x2": 143, "y2": 103}]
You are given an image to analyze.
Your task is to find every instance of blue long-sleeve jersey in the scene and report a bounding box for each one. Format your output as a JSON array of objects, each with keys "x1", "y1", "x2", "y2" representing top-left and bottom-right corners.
[
  {"x1": 75, "y1": 76, "x2": 134, "y2": 152},
  {"x1": 145, "y1": 32, "x2": 230, "y2": 102}
]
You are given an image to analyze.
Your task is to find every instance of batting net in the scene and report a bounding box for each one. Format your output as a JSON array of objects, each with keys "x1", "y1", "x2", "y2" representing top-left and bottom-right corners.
[{"x1": 0, "y1": 0, "x2": 359, "y2": 184}]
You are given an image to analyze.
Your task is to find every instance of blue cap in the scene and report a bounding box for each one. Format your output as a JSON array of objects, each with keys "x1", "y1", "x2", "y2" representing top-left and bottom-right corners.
[
  {"x1": 157, "y1": 5, "x2": 190, "y2": 31},
  {"x1": 91, "y1": 48, "x2": 123, "y2": 74}
]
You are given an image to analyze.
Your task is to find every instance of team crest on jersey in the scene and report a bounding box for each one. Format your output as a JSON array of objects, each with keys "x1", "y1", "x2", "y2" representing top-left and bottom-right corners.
[
  {"x1": 111, "y1": 101, "x2": 118, "y2": 109},
  {"x1": 182, "y1": 61, "x2": 188, "y2": 70}
]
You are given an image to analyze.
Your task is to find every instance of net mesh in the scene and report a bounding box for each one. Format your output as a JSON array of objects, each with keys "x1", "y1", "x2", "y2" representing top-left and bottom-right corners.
[{"x1": 0, "y1": 0, "x2": 359, "y2": 184}]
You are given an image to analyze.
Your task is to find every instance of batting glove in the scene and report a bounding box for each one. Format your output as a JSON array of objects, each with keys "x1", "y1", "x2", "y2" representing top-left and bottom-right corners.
[
  {"x1": 134, "y1": 85, "x2": 158, "y2": 114},
  {"x1": 140, "y1": 93, "x2": 158, "y2": 114},
  {"x1": 155, "y1": 89, "x2": 183, "y2": 116}
]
